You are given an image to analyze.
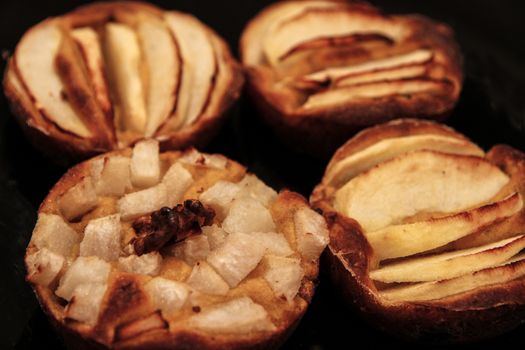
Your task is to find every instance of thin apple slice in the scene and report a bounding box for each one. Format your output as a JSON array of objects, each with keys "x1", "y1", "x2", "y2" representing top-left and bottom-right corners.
[
  {"x1": 301, "y1": 49, "x2": 432, "y2": 84},
  {"x1": 371, "y1": 235, "x2": 525, "y2": 283},
  {"x1": 380, "y1": 255, "x2": 525, "y2": 302},
  {"x1": 302, "y1": 79, "x2": 446, "y2": 110},
  {"x1": 367, "y1": 193, "x2": 523, "y2": 261},
  {"x1": 137, "y1": 16, "x2": 180, "y2": 137},
  {"x1": 163, "y1": 13, "x2": 216, "y2": 129},
  {"x1": 325, "y1": 135, "x2": 484, "y2": 189},
  {"x1": 263, "y1": 7, "x2": 407, "y2": 65},
  {"x1": 104, "y1": 22, "x2": 147, "y2": 133},
  {"x1": 14, "y1": 22, "x2": 91, "y2": 137},
  {"x1": 70, "y1": 27, "x2": 113, "y2": 122},
  {"x1": 334, "y1": 64, "x2": 428, "y2": 87},
  {"x1": 115, "y1": 312, "x2": 168, "y2": 341},
  {"x1": 334, "y1": 151, "x2": 509, "y2": 232}
]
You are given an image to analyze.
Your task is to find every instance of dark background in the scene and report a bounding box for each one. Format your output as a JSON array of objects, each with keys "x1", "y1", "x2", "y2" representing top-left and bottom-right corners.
[{"x1": 1, "y1": 0, "x2": 525, "y2": 349}]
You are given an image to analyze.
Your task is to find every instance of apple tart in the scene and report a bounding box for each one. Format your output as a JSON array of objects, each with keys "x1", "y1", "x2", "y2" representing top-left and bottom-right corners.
[
  {"x1": 4, "y1": 2, "x2": 243, "y2": 163},
  {"x1": 25, "y1": 143, "x2": 329, "y2": 349},
  {"x1": 311, "y1": 119, "x2": 525, "y2": 342},
  {"x1": 240, "y1": 1, "x2": 462, "y2": 155}
]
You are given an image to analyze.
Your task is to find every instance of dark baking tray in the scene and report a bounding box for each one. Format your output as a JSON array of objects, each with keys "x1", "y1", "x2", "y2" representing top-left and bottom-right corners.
[{"x1": 1, "y1": 1, "x2": 524, "y2": 349}]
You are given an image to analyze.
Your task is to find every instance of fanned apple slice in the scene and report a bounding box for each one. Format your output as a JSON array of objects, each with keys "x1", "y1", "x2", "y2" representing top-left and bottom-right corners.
[
  {"x1": 70, "y1": 27, "x2": 113, "y2": 121},
  {"x1": 104, "y1": 22, "x2": 147, "y2": 133},
  {"x1": 301, "y1": 49, "x2": 432, "y2": 84},
  {"x1": 137, "y1": 16, "x2": 180, "y2": 137},
  {"x1": 367, "y1": 193, "x2": 523, "y2": 261},
  {"x1": 163, "y1": 13, "x2": 216, "y2": 129},
  {"x1": 263, "y1": 7, "x2": 408, "y2": 65},
  {"x1": 371, "y1": 235, "x2": 525, "y2": 283},
  {"x1": 334, "y1": 151, "x2": 509, "y2": 232},
  {"x1": 14, "y1": 22, "x2": 91, "y2": 137},
  {"x1": 380, "y1": 255, "x2": 525, "y2": 302},
  {"x1": 302, "y1": 79, "x2": 447, "y2": 110},
  {"x1": 335, "y1": 64, "x2": 429, "y2": 87},
  {"x1": 325, "y1": 134, "x2": 484, "y2": 188}
]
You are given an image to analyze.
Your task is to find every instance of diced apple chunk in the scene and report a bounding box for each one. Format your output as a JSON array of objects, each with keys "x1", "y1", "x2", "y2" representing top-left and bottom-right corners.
[
  {"x1": 178, "y1": 149, "x2": 227, "y2": 169},
  {"x1": 26, "y1": 248, "x2": 65, "y2": 286},
  {"x1": 199, "y1": 181, "x2": 242, "y2": 219},
  {"x1": 130, "y1": 140, "x2": 160, "y2": 188},
  {"x1": 144, "y1": 277, "x2": 189, "y2": 315},
  {"x1": 79, "y1": 214, "x2": 121, "y2": 261},
  {"x1": 263, "y1": 255, "x2": 304, "y2": 302},
  {"x1": 207, "y1": 233, "x2": 266, "y2": 287},
  {"x1": 118, "y1": 252, "x2": 162, "y2": 276},
  {"x1": 189, "y1": 297, "x2": 275, "y2": 333},
  {"x1": 31, "y1": 213, "x2": 80, "y2": 257},
  {"x1": 202, "y1": 224, "x2": 228, "y2": 250},
  {"x1": 118, "y1": 183, "x2": 168, "y2": 220},
  {"x1": 256, "y1": 232, "x2": 293, "y2": 257},
  {"x1": 56, "y1": 256, "x2": 111, "y2": 301},
  {"x1": 161, "y1": 162, "x2": 193, "y2": 207},
  {"x1": 94, "y1": 156, "x2": 132, "y2": 196},
  {"x1": 294, "y1": 207, "x2": 329, "y2": 260},
  {"x1": 222, "y1": 197, "x2": 276, "y2": 234},
  {"x1": 187, "y1": 261, "x2": 230, "y2": 295},
  {"x1": 58, "y1": 176, "x2": 98, "y2": 221},
  {"x1": 66, "y1": 283, "x2": 107, "y2": 325},
  {"x1": 167, "y1": 235, "x2": 210, "y2": 266},
  {"x1": 238, "y1": 174, "x2": 278, "y2": 207}
]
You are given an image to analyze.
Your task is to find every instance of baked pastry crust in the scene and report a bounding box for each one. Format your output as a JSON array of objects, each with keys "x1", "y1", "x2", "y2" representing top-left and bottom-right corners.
[
  {"x1": 240, "y1": 1, "x2": 462, "y2": 156},
  {"x1": 312, "y1": 119, "x2": 525, "y2": 342},
  {"x1": 4, "y1": 1, "x2": 243, "y2": 164},
  {"x1": 26, "y1": 146, "x2": 329, "y2": 349}
]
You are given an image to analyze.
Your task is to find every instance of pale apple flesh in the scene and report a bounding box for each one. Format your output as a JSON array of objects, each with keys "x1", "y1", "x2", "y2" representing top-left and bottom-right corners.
[{"x1": 334, "y1": 151, "x2": 510, "y2": 232}]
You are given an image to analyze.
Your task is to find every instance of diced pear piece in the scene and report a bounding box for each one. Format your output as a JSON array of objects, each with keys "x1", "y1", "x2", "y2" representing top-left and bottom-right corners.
[
  {"x1": 56, "y1": 256, "x2": 111, "y2": 301},
  {"x1": 302, "y1": 50, "x2": 432, "y2": 84},
  {"x1": 104, "y1": 22, "x2": 147, "y2": 132},
  {"x1": 325, "y1": 134, "x2": 484, "y2": 188},
  {"x1": 294, "y1": 207, "x2": 329, "y2": 260},
  {"x1": 94, "y1": 156, "x2": 132, "y2": 196},
  {"x1": 202, "y1": 224, "x2": 228, "y2": 250},
  {"x1": 168, "y1": 235, "x2": 210, "y2": 266},
  {"x1": 118, "y1": 183, "x2": 168, "y2": 220},
  {"x1": 178, "y1": 149, "x2": 227, "y2": 169},
  {"x1": 371, "y1": 235, "x2": 525, "y2": 283},
  {"x1": 189, "y1": 297, "x2": 275, "y2": 333},
  {"x1": 164, "y1": 13, "x2": 216, "y2": 128},
  {"x1": 70, "y1": 27, "x2": 112, "y2": 118},
  {"x1": 144, "y1": 277, "x2": 189, "y2": 315},
  {"x1": 302, "y1": 80, "x2": 446, "y2": 110},
  {"x1": 187, "y1": 261, "x2": 230, "y2": 296},
  {"x1": 263, "y1": 255, "x2": 304, "y2": 302},
  {"x1": 130, "y1": 139, "x2": 160, "y2": 188},
  {"x1": 199, "y1": 181, "x2": 242, "y2": 219},
  {"x1": 118, "y1": 252, "x2": 162, "y2": 276},
  {"x1": 26, "y1": 248, "x2": 65, "y2": 286},
  {"x1": 31, "y1": 213, "x2": 79, "y2": 257},
  {"x1": 137, "y1": 17, "x2": 180, "y2": 137},
  {"x1": 238, "y1": 174, "x2": 278, "y2": 207},
  {"x1": 368, "y1": 193, "x2": 523, "y2": 261},
  {"x1": 161, "y1": 162, "x2": 193, "y2": 207},
  {"x1": 207, "y1": 233, "x2": 266, "y2": 287},
  {"x1": 380, "y1": 256, "x2": 525, "y2": 302},
  {"x1": 79, "y1": 214, "x2": 121, "y2": 261},
  {"x1": 14, "y1": 22, "x2": 91, "y2": 137},
  {"x1": 256, "y1": 232, "x2": 294, "y2": 257},
  {"x1": 222, "y1": 197, "x2": 276, "y2": 234},
  {"x1": 58, "y1": 176, "x2": 98, "y2": 221},
  {"x1": 65, "y1": 283, "x2": 107, "y2": 325},
  {"x1": 335, "y1": 151, "x2": 510, "y2": 232}
]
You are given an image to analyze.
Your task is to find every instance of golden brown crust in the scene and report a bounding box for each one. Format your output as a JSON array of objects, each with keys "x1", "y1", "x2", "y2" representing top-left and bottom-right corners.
[
  {"x1": 27, "y1": 149, "x2": 318, "y2": 349},
  {"x1": 312, "y1": 120, "x2": 525, "y2": 343},
  {"x1": 5, "y1": 1, "x2": 243, "y2": 164},
  {"x1": 240, "y1": 1, "x2": 463, "y2": 156}
]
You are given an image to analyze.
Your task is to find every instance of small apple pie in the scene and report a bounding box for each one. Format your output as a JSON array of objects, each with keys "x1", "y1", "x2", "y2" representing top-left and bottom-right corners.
[
  {"x1": 240, "y1": 1, "x2": 462, "y2": 155},
  {"x1": 25, "y1": 143, "x2": 329, "y2": 349},
  {"x1": 312, "y1": 119, "x2": 525, "y2": 342},
  {"x1": 4, "y1": 2, "x2": 243, "y2": 163}
]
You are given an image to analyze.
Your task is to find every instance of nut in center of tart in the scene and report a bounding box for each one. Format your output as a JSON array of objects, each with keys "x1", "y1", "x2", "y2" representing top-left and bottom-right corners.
[{"x1": 132, "y1": 200, "x2": 215, "y2": 255}]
